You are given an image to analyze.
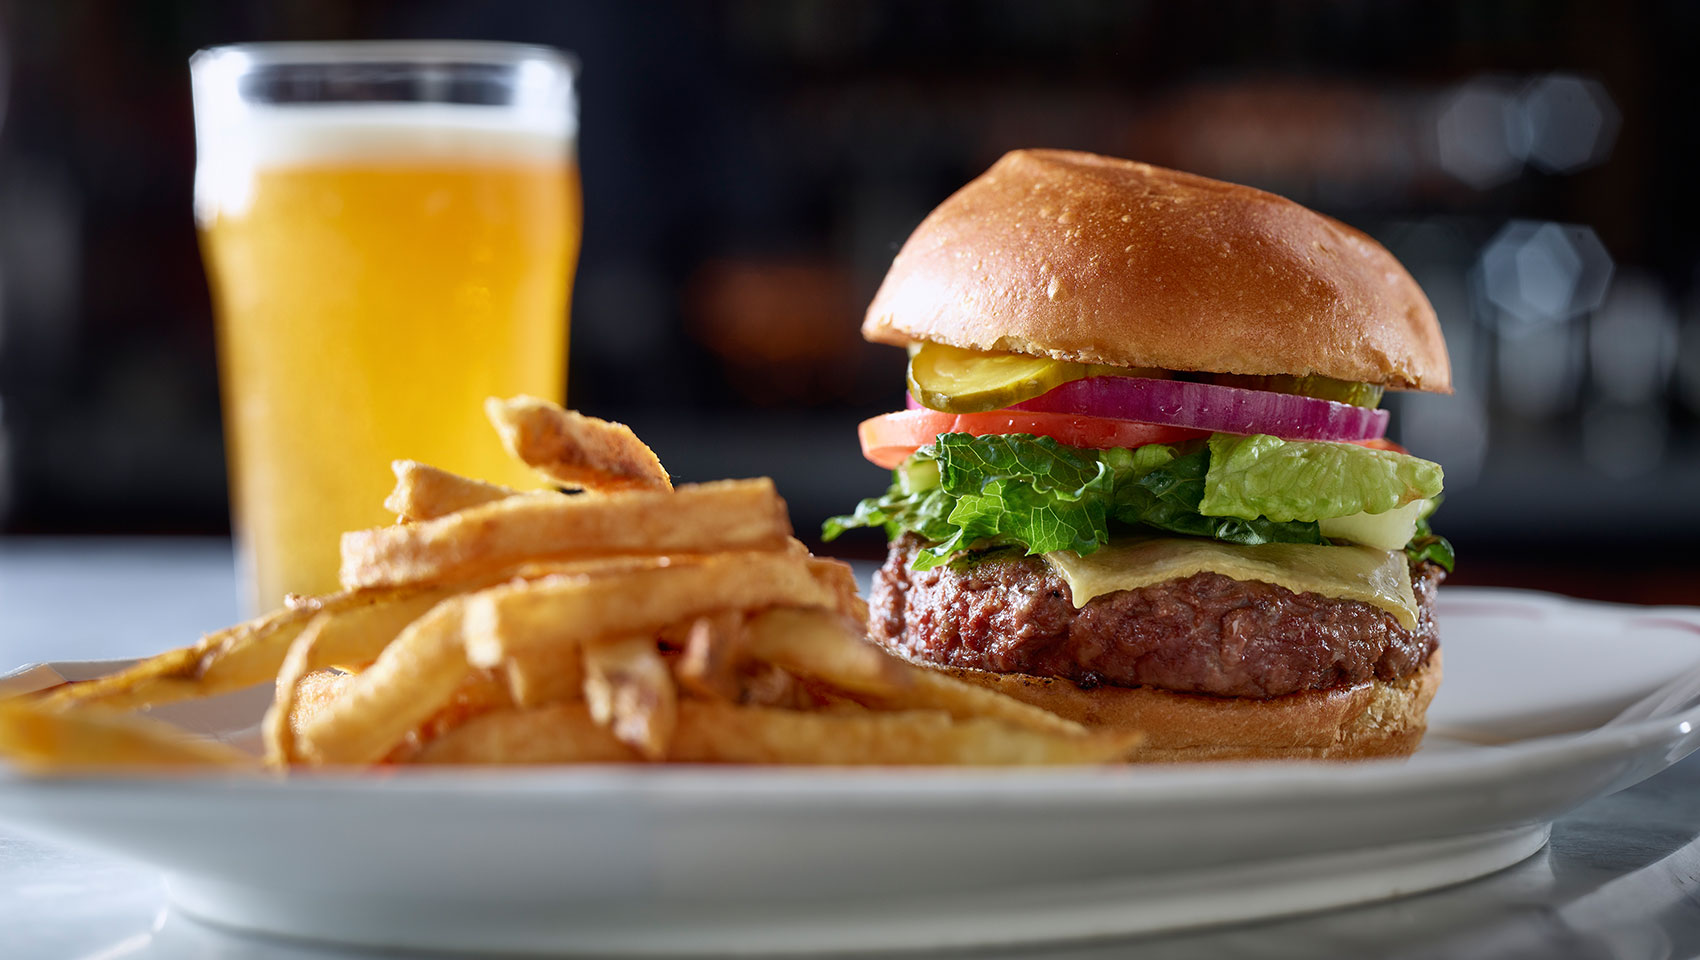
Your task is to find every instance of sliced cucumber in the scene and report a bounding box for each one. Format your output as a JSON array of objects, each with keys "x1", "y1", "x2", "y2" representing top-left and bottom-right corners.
[
  {"x1": 1318, "y1": 499, "x2": 1429, "y2": 551},
  {"x1": 897, "y1": 456, "x2": 940, "y2": 494}
]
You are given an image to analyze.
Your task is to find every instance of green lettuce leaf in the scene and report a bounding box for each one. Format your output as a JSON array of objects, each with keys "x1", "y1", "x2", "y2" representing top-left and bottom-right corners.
[
  {"x1": 824, "y1": 432, "x2": 1452, "y2": 571},
  {"x1": 1111, "y1": 444, "x2": 1325, "y2": 545},
  {"x1": 1405, "y1": 505, "x2": 1456, "y2": 573},
  {"x1": 1200, "y1": 434, "x2": 1444, "y2": 523},
  {"x1": 820, "y1": 461, "x2": 956, "y2": 545},
  {"x1": 917, "y1": 433, "x2": 1116, "y2": 568}
]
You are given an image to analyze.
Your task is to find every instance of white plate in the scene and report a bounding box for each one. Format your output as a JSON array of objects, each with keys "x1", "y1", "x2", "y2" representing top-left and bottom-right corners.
[{"x1": 1, "y1": 587, "x2": 1697, "y2": 956}]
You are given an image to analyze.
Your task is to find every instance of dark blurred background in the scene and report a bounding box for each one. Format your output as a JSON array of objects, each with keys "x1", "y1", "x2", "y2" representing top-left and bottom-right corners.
[{"x1": 0, "y1": 1, "x2": 1696, "y2": 603}]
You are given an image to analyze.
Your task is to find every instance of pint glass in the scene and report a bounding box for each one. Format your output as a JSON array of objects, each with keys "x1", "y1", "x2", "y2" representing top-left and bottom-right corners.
[{"x1": 192, "y1": 42, "x2": 580, "y2": 611}]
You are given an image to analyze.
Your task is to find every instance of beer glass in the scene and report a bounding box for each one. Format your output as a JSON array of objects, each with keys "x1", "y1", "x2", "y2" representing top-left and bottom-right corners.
[{"x1": 192, "y1": 42, "x2": 580, "y2": 611}]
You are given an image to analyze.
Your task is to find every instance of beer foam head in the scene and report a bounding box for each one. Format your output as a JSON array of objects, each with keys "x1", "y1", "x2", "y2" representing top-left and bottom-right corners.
[{"x1": 195, "y1": 104, "x2": 574, "y2": 221}]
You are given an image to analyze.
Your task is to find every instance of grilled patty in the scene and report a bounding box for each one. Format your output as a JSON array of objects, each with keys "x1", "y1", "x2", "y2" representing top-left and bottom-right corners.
[{"x1": 870, "y1": 534, "x2": 1443, "y2": 699}]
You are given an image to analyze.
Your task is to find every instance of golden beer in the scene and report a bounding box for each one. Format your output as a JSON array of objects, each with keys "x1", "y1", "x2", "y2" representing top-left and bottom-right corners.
[{"x1": 195, "y1": 88, "x2": 579, "y2": 609}]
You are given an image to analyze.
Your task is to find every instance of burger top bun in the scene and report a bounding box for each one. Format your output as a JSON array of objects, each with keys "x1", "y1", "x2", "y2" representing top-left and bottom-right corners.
[{"x1": 863, "y1": 149, "x2": 1451, "y2": 392}]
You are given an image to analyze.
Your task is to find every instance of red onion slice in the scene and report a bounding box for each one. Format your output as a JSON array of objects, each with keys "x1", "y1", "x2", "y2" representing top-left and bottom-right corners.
[{"x1": 1010, "y1": 377, "x2": 1388, "y2": 442}]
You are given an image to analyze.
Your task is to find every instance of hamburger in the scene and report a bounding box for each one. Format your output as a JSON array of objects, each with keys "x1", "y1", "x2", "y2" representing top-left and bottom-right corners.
[{"x1": 824, "y1": 149, "x2": 1454, "y2": 761}]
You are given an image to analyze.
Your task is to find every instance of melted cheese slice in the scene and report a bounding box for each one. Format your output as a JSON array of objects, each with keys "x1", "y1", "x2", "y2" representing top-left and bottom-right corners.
[{"x1": 1044, "y1": 539, "x2": 1418, "y2": 630}]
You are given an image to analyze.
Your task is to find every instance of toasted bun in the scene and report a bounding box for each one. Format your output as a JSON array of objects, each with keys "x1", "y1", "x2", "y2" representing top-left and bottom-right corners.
[
  {"x1": 938, "y1": 649, "x2": 1442, "y2": 762},
  {"x1": 864, "y1": 150, "x2": 1450, "y2": 392}
]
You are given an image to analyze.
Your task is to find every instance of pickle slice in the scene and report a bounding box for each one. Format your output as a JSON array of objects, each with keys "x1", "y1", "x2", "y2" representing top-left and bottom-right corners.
[
  {"x1": 1213, "y1": 374, "x2": 1384, "y2": 409},
  {"x1": 906, "y1": 342, "x2": 1089, "y2": 413},
  {"x1": 1085, "y1": 363, "x2": 1172, "y2": 380}
]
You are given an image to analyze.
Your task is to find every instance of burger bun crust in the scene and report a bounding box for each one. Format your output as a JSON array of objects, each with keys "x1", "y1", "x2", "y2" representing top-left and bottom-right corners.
[
  {"x1": 938, "y1": 649, "x2": 1443, "y2": 762},
  {"x1": 864, "y1": 149, "x2": 1450, "y2": 392}
]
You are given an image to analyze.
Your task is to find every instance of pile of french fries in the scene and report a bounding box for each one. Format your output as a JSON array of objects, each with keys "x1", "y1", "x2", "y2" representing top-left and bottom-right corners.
[{"x1": 0, "y1": 398, "x2": 1136, "y2": 771}]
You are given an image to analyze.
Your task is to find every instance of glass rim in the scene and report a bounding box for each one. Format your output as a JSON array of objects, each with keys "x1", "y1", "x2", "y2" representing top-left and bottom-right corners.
[{"x1": 190, "y1": 40, "x2": 577, "y2": 75}]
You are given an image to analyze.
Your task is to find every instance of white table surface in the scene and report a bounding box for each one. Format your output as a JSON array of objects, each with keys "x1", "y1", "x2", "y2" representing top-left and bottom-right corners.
[{"x1": 2, "y1": 537, "x2": 1698, "y2": 960}]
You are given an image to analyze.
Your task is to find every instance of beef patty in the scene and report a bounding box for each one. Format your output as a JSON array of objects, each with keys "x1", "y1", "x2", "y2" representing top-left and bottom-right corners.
[{"x1": 870, "y1": 534, "x2": 1443, "y2": 699}]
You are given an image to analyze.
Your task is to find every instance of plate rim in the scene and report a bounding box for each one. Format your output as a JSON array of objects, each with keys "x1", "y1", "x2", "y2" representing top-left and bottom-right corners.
[
  {"x1": 0, "y1": 703, "x2": 1693, "y2": 803},
  {"x1": 3, "y1": 585, "x2": 1697, "y2": 803}
]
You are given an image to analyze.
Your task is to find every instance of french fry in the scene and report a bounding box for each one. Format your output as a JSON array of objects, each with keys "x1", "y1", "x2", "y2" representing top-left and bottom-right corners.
[
  {"x1": 583, "y1": 637, "x2": 676, "y2": 761},
  {"x1": 385, "y1": 460, "x2": 516, "y2": 522},
  {"x1": 269, "y1": 557, "x2": 685, "y2": 732},
  {"x1": 486, "y1": 395, "x2": 671, "y2": 492},
  {"x1": 743, "y1": 608, "x2": 1088, "y2": 737},
  {"x1": 669, "y1": 701, "x2": 1136, "y2": 766},
  {"x1": 3, "y1": 395, "x2": 1140, "y2": 774},
  {"x1": 494, "y1": 556, "x2": 709, "y2": 708},
  {"x1": 262, "y1": 579, "x2": 513, "y2": 765},
  {"x1": 339, "y1": 479, "x2": 792, "y2": 590},
  {"x1": 0, "y1": 700, "x2": 256, "y2": 771},
  {"x1": 806, "y1": 557, "x2": 869, "y2": 623},
  {"x1": 408, "y1": 703, "x2": 641, "y2": 765},
  {"x1": 285, "y1": 670, "x2": 356, "y2": 735},
  {"x1": 501, "y1": 644, "x2": 586, "y2": 708},
  {"x1": 673, "y1": 614, "x2": 818, "y2": 708},
  {"x1": 265, "y1": 617, "x2": 327, "y2": 766},
  {"x1": 742, "y1": 662, "x2": 821, "y2": 710},
  {"x1": 42, "y1": 561, "x2": 598, "y2": 717},
  {"x1": 289, "y1": 586, "x2": 462, "y2": 674},
  {"x1": 405, "y1": 668, "x2": 516, "y2": 754},
  {"x1": 293, "y1": 596, "x2": 478, "y2": 766},
  {"x1": 34, "y1": 588, "x2": 406, "y2": 713},
  {"x1": 674, "y1": 612, "x2": 748, "y2": 701},
  {"x1": 461, "y1": 551, "x2": 836, "y2": 670}
]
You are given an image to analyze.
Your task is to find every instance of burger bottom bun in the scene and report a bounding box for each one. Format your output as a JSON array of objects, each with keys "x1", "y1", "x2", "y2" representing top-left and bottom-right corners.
[{"x1": 941, "y1": 649, "x2": 1442, "y2": 762}]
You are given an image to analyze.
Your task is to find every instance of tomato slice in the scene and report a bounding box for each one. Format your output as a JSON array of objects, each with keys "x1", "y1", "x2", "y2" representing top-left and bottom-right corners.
[
  {"x1": 858, "y1": 409, "x2": 1413, "y2": 468},
  {"x1": 1352, "y1": 437, "x2": 1410, "y2": 455},
  {"x1": 858, "y1": 410, "x2": 1207, "y2": 469}
]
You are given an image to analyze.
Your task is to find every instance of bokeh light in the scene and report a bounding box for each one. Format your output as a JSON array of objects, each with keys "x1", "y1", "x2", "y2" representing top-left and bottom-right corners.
[
  {"x1": 1518, "y1": 74, "x2": 1620, "y2": 175},
  {"x1": 1476, "y1": 221, "x2": 1614, "y2": 332},
  {"x1": 1435, "y1": 72, "x2": 1618, "y2": 187},
  {"x1": 1435, "y1": 78, "x2": 1526, "y2": 190},
  {"x1": 1589, "y1": 272, "x2": 1677, "y2": 406}
]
